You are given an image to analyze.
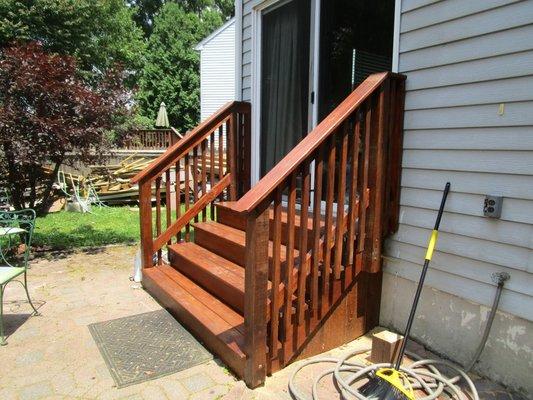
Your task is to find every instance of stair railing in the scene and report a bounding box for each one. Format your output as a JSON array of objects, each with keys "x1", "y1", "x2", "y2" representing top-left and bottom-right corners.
[
  {"x1": 131, "y1": 101, "x2": 251, "y2": 269},
  {"x1": 232, "y1": 72, "x2": 406, "y2": 387}
]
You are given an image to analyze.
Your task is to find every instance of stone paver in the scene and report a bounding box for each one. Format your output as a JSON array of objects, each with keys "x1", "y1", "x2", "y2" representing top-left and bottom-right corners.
[{"x1": 0, "y1": 245, "x2": 527, "y2": 400}]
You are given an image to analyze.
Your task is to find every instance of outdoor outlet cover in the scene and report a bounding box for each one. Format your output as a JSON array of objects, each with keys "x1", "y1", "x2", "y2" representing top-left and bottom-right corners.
[{"x1": 483, "y1": 195, "x2": 503, "y2": 218}]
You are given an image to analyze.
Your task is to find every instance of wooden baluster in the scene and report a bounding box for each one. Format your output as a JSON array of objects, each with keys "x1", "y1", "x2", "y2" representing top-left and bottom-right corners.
[
  {"x1": 283, "y1": 174, "x2": 297, "y2": 362},
  {"x1": 346, "y1": 115, "x2": 361, "y2": 279},
  {"x1": 358, "y1": 101, "x2": 372, "y2": 254},
  {"x1": 175, "y1": 159, "x2": 182, "y2": 242},
  {"x1": 227, "y1": 116, "x2": 237, "y2": 200},
  {"x1": 155, "y1": 176, "x2": 162, "y2": 264},
  {"x1": 210, "y1": 132, "x2": 216, "y2": 218},
  {"x1": 192, "y1": 146, "x2": 199, "y2": 223},
  {"x1": 165, "y1": 169, "x2": 171, "y2": 245},
  {"x1": 184, "y1": 153, "x2": 191, "y2": 241},
  {"x1": 297, "y1": 161, "x2": 310, "y2": 326},
  {"x1": 242, "y1": 110, "x2": 252, "y2": 193},
  {"x1": 362, "y1": 94, "x2": 379, "y2": 272},
  {"x1": 310, "y1": 146, "x2": 324, "y2": 316},
  {"x1": 244, "y1": 206, "x2": 269, "y2": 388},
  {"x1": 270, "y1": 188, "x2": 282, "y2": 364},
  {"x1": 370, "y1": 81, "x2": 390, "y2": 273},
  {"x1": 333, "y1": 124, "x2": 349, "y2": 280},
  {"x1": 321, "y1": 136, "x2": 336, "y2": 314},
  {"x1": 218, "y1": 125, "x2": 224, "y2": 200},
  {"x1": 201, "y1": 139, "x2": 208, "y2": 221},
  {"x1": 139, "y1": 180, "x2": 154, "y2": 268}
]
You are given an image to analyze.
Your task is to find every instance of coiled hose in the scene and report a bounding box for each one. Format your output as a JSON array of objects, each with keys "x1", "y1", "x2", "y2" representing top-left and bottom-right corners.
[{"x1": 288, "y1": 346, "x2": 479, "y2": 400}]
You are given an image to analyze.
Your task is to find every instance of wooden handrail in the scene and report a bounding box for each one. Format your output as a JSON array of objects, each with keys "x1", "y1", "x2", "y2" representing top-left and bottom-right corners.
[
  {"x1": 131, "y1": 101, "x2": 250, "y2": 184},
  {"x1": 240, "y1": 71, "x2": 406, "y2": 387},
  {"x1": 233, "y1": 72, "x2": 405, "y2": 213},
  {"x1": 134, "y1": 99, "x2": 251, "y2": 269}
]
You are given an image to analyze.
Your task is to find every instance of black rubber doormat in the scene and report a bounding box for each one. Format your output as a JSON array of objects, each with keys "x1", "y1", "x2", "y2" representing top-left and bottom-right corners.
[{"x1": 88, "y1": 309, "x2": 212, "y2": 388}]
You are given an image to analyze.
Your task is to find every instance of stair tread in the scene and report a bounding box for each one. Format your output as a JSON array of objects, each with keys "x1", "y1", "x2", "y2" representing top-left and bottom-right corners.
[
  {"x1": 194, "y1": 221, "x2": 299, "y2": 262},
  {"x1": 143, "y1": 265, "x2": 246, "y2": 361},
  {"x1": 217, "y1": 201, "x2": 327, "y2": 231}
]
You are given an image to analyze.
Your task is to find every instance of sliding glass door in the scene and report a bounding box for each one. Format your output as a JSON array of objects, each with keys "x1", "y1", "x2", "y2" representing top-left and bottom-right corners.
[{"x1": 260, "y1": 0, "x2": 311, "y2": 176}]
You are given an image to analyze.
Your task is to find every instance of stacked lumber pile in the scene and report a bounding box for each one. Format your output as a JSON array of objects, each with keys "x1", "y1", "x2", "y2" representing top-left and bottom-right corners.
[
  {"x1": 58, "y1": 156, "x2": 157, "y2": 204},
  {"x1": 87, "y1": 156, "x2": 154, "y2": 203}
]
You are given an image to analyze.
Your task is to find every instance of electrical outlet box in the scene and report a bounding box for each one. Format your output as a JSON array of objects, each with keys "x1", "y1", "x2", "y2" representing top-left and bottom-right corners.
[{"x1": 484, "y1": 195, "x2": 503, "y2": 218}]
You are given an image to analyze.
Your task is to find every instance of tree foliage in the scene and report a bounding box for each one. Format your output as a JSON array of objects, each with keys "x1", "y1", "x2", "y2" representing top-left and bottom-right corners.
[
  {"x1": 136, "y1": 2, "x2": 224, "y2": 132},
  {"x1": 0, "y1": 0, "x2": 145, "y2": 83},
  {"x1": 0, "y1": 43, "x2": 128, "y2": 211},
  {"x1": 129, "y1": 0, "x2": 234, "y2": 36}
]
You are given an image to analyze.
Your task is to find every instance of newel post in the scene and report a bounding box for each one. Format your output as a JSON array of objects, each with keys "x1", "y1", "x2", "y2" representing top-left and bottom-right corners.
[
  {"x1": 139, "y1": 180, "x2": 154, "y2": 269},
  {"x1": 243, "y1": 206, "x2": 270, "y2": 388}
]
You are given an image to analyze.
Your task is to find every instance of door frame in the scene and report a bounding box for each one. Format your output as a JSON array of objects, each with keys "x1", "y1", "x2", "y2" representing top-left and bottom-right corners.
[{"x1": 250, "y1": 0, "x2": 320, "y2": 185}]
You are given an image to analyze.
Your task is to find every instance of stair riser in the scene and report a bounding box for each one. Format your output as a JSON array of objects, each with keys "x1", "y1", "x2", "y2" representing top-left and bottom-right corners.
[
  {"x1": 194, "y1": 225, "x2": 295, "y2": 280},
  {"x1": 216, "y1": 205, "x2": 317, "y2": 250},
  {"x1": 168, "y1": 250, "x2": 245, "y2": 312},
  {"x1": 195, "y1": 226, "x2": 246, "y2": 266}
]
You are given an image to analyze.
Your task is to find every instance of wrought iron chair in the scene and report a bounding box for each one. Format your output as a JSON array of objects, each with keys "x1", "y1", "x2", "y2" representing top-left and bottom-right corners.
[{"x1": 0, "y1": 209, "x2": 40, "y2": 345}]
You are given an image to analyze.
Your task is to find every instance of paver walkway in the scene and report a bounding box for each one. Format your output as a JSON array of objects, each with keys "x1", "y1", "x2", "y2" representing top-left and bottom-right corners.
[{"x1": 0, "y1": 246, "x2": 526, "y2": 400}]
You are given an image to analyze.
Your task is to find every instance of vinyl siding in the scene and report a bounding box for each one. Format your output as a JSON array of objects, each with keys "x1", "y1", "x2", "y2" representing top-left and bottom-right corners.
[
  {"x1": 198, "y1": 20, "x2": 236, "y2": 121},
  {"x1": 241, "y1": 0, "x2": 254, "y2": 101},
  {"x1": 391, "y1": 0, "x2": 533, "y2": 322}
]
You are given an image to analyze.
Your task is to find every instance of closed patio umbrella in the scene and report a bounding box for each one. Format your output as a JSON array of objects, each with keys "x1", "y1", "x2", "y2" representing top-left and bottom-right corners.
[{"x1": 155, "y1": 102, "x2": 170, "y2": 128}]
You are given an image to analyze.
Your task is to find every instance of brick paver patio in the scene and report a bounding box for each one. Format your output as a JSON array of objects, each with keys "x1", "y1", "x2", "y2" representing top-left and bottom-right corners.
[{"x1": 0, "y1": 245, "x2": 525, "y2": 399}]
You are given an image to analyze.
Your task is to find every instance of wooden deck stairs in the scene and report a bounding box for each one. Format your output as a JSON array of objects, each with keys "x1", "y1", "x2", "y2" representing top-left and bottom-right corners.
[{"x1": 132, "y1": 72, "x2": 406, "y2": 387}]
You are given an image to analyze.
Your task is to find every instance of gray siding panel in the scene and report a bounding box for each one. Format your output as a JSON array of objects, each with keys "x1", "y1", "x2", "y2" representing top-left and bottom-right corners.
[
  {"x1": 401, "y1": 1, "x2": 533, "y2": 52},
  {"x1": 403, "y1": 127, "x2": 533, "y2": 151},
  {"x1": 241, "y1": 0, "x2": 254, "y2": 100},
  {"x1": 404, "y1": 76, "x2": 533, "y2": 110},
  {"x1": 404, "y1": 101, "x2": 533, "y2": 129},
  {"x1": 401, "y1": 0, "x2": 520, "y2": 32},
  {"x1": 385, "y1": 241, "x2": 533, "y2": 297},
  {"x1": 402, "y1": 149, "x2": 533, "y2": 175},
  {"x1": 405, "y1": 51, "x2": 533, "y2": 90},
  {"x1": 401, "y1": 168, "x2": 533, "y2": 200},
  {"x1": 399, "y1": 24, "x2": 533, "y2": 71},
  {"x1": 400, "y1": 187, "x2": 533, "y2": 225},
  {"x1": 391, "y1": 224, "x2": 531, "y2": 273},
  {"x1": 395, "y1": 0, "x2": 533, "y2": 318}
]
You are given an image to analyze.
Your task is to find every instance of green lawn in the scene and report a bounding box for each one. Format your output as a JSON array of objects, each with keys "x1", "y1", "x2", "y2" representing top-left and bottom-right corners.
[
  {"x1": 32, "y1": 205, "x2": 213, "y2": 251},
  {"x1": 33, "y1": 207, "x2": 141, "y2": 250}
]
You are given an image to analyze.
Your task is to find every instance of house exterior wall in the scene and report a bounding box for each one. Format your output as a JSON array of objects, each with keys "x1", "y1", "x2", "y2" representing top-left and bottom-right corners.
[
  {"x1": 198, "y1": 20, "x2": 236, "y2": 121},
  {"x1": 236, "y1": 0, "x2": 533, "y2": 394},
  {"x1": 381, "y1": 0, "x2": 533, "y2": 394},
  {"x1": 239, "y1": 0, "x2": 253, "y2": 102}
]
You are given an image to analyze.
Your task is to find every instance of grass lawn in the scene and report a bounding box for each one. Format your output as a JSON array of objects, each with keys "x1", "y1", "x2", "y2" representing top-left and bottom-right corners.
[
  {"x1": 33, "y1": 207, "x2": 141, "y2": 250},
  {"x1": 32, "y1": 204, "x2": 213, "y2": 251}
]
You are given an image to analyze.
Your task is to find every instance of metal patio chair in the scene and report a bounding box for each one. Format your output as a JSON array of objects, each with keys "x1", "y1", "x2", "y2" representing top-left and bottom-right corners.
[{"x1": 0, "y1": 209, "x2": 40, "y2": 345}]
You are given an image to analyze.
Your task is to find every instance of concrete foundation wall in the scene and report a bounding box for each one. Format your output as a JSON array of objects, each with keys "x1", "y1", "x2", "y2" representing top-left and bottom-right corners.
[{"x1": 380, "y1": 271, "x2": 533, "y2": 396}]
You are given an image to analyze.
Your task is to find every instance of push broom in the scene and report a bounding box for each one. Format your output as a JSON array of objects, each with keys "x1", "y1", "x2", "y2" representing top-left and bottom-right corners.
[{"x1": 359, "y1": 182, "x2": 451, "y2": 400}]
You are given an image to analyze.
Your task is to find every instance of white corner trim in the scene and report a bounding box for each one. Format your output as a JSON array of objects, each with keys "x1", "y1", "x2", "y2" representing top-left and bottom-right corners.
[
  {"x1": 235, "y1": 0, "x2": 243, "y2": 100},
  {"x1": 392, "y1": 0, "x2": 402, "y2": 73}
]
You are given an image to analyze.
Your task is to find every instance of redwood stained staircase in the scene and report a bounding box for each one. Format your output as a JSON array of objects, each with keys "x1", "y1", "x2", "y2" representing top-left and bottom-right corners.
[{"x1": 131, "y1": 72, "x2": 406, "y2": 388}]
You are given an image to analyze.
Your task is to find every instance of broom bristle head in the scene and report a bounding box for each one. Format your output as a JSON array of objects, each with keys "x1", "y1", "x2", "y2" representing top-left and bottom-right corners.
[{"x1": 359, "y1": 376, "x2": 410, "y2": 400}]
